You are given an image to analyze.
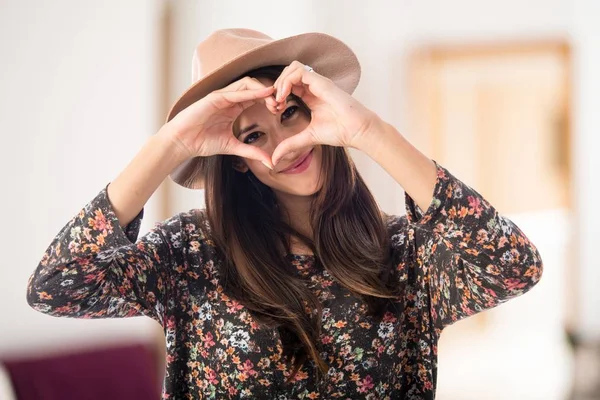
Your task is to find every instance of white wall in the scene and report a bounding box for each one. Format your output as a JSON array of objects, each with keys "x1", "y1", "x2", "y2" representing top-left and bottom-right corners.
[{"x1": 0, "y1": 0, "x2": 165, "y2": 355}]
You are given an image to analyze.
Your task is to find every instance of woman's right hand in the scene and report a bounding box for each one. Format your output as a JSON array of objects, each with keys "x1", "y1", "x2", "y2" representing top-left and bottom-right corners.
[{"x1": 164, "y1": 77, "x2": 278, "y2": 168}]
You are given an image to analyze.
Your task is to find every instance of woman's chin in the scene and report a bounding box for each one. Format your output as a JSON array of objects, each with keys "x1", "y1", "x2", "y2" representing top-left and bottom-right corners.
[{"x1": 275, "y1": 179, "x2": 322, "y2": 197}]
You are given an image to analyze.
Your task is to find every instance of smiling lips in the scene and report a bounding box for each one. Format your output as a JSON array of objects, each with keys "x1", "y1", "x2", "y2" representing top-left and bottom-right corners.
[{"x1": 279, "y1": 149, "x2": 314, "y2": 173}]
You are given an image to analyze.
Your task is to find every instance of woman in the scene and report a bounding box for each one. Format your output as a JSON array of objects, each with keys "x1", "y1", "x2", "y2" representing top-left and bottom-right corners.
[{"x1": 26, "y1": 29, "x2": 543, "y2": 399}]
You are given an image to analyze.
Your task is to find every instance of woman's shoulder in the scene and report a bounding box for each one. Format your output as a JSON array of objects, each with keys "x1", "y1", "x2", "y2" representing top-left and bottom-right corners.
[
  {"x1": 159, "y1": 208, "x2": 221, "y2": 265},
  {"x1": 172, "y1": 208, "x2": 213, "y2": 239},
  {"x1": 150, "y1": 208, "x2": 213, "y2": 247},
  {"x1": 382, "y1": 212, "x2": 416, "y2": 253},
  {"x1": 383, "y1": 212, "x2": 409, "y2": 234}
]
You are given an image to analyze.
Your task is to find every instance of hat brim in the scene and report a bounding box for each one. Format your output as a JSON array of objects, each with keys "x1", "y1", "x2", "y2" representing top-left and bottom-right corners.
[{"x1": 166, "y1": 32, "x2": 361, "y2": 190}]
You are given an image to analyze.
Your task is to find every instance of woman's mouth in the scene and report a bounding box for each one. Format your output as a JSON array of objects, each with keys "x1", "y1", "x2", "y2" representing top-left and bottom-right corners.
[{"x1": 280, "y1": 149, "x2": 314, "y2": 174}]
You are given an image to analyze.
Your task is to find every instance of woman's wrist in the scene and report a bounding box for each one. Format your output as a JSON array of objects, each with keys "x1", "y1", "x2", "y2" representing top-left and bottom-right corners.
[
  {"x1": 107, "y1": 127, "x2": 190, "y2": 228},
  {"x1": 155, "y1": 122, "x2": 194, "y2": 164}
]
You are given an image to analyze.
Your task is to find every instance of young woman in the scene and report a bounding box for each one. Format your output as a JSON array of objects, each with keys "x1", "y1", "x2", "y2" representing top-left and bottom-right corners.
[{"x1": 27, "y1": 29, "x2": 543, "y2": 399}]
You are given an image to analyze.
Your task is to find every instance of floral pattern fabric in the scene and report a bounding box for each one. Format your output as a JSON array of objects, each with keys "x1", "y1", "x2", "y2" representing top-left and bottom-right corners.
[{"x1": 27, "y1": 160, "x2": 543, "y2": 399}]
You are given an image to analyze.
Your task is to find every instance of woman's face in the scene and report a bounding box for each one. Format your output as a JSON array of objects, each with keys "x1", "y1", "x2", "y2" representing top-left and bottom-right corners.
[{"x1": 232, "y1": 77, "x2": 323, "y2": 197}]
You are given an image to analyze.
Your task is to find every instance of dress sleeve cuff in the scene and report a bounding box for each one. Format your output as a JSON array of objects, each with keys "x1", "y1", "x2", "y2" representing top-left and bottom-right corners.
[
  {"x1": 92, "y1": 183, "x2": 145, "y2": 243},
  {"x1": 404, "y1": 159, "x2": 447, "y2": 230}
]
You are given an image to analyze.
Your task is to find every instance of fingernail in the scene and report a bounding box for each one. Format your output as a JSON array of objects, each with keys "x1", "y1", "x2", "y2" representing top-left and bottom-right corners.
[{"x1": 261, "y1": 161, "x2": 273, "y2": 170}]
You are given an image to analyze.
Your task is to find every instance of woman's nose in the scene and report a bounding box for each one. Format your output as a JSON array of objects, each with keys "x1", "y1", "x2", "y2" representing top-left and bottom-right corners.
[{"x1": 268, "y1": 129, "x2": 298, "y2": 156}]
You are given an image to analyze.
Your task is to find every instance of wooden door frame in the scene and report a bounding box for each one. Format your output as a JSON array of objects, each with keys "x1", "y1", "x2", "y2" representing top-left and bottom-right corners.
[{"x1": 407, "y1": 40, "x2": 572, "y2": 208}]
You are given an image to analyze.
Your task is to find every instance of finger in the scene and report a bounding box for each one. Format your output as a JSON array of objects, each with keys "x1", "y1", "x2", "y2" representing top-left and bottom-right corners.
[
  {"x1": 279, "y1": 68, "x2": 307, "y2": 105},
  {"x1": 218, "y1": 76, "x2": 266, "y2": 92},
  {"x1": 211, "y1": 86, "x2": 274, "y2": 110},
  {"x1": 276, "y1": 63, "x2": 305, "y2": 104},
  {"x1": 271, "y1": 129, "x2": 315, "y2": 166},
  {"x1": 247, "y1": 78, "x2": 278, "y2": 110},
  {"x1": 277, "y1": 62, "x2": 325, "y2": 107},
  {"x1": 289, "y1": 83, "x2": 307, "y2": 99},
  {"x1": 265, "y1": 91, "x2": 279, "y2": 114},
  {"x1": 274, "y1": 65, "x2": 292, "y2": 102},
  {"x1": 227, "y1": 142, "x2": 274, "y2": 170},
  {"x1": 256, "y1": 91, "x2": 278, "y2": 112},
  {"x1": 217, "y1": 77, "x2": 279, "y2": 109},
  {"x1": 299, "y1": 69, "x2": 332, "y2": 100},
  {"x1": 290, "y1": 68, "x2": 333, "y2": 107},
  {"x1": 267, "y1": 97, "x2": 279, "y2": 114}
]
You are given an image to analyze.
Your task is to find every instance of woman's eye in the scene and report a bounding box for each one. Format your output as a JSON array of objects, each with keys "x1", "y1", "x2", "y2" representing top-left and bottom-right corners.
[
  {"x1": 243, "y1": 131, "x2": 262, "y2": 145},
  {"x1": 242, "y1": 106, "x2": 299, "y2": 144},
  {"x1": 282, "y1": 105, "x2": 298, "y2": 120}
]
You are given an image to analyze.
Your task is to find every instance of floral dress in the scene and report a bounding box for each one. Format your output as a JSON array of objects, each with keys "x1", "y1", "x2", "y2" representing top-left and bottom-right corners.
[{"x1": 26, "y1": 160, "x2": 543, "y2": 399}]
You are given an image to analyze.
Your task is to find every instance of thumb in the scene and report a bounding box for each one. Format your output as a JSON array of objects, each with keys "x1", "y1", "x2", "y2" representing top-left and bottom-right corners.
[
  {"x1": 228, "y1": 142, "x2": 274, "y2": 170},
  {"x1": 271, "y1": 129, "x2": 315, "y2": 167}
]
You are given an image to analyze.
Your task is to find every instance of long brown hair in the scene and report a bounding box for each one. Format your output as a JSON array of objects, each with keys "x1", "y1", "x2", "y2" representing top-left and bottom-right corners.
[{"x1": 198, "y1": 65, "x2": 403, "y2": 384}]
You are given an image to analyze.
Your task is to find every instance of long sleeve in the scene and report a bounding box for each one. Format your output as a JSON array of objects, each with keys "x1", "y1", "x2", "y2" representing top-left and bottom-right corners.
[
  {"x1": 404, "y1": 160, "x2": 543, "y2": 331},
  {"x1": 26, "y1": 184, "x2": 181, "y2": 326}
]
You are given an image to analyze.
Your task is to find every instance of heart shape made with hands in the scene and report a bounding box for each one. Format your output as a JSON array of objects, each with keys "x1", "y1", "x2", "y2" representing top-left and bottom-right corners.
[{"x1": 263, "y1": 61, "x2": 379, "y2": 168}]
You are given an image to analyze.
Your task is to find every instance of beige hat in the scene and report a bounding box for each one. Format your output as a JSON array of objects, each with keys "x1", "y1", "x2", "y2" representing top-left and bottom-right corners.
[{"x1": 165, "y1": 28, "x2": 361, "y2": 189}]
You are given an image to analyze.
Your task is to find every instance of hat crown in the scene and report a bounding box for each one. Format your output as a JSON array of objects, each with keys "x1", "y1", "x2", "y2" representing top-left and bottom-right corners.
[{"x1": 192, "y1": 29, "x2": 275, "y2": 82}]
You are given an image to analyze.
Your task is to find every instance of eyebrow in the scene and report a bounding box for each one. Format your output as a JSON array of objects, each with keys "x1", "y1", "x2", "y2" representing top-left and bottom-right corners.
[{"x1": 236, "y1": 123, "x2": 259, "y2": 138}]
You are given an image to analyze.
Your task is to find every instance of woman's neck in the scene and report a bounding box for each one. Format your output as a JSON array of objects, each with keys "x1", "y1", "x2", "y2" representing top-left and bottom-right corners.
[{"x1": 276, "y1": 192, "x2": 313, "y2": 252}]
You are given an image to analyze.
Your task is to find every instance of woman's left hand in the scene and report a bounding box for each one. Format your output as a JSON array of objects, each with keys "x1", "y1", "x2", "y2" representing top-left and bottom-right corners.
[{"x1": 269, "y1": 61, "x2": 381, "y2": 166}]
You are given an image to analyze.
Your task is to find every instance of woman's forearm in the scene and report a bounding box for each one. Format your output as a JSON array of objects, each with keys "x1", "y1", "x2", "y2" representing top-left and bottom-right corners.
[
  {"x1": 353, "y1": 119, "x2": 438, "y2": 212},
  {"x1": 106, "y1": 125, "x2": 189, "y2": 228}
]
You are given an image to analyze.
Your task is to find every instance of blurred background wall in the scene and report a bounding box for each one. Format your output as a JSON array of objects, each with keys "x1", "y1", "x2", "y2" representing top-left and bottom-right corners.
[
  {"x1": 0, "y1": 0, "x2": 165, "y2": 352},
  {"x1": 1, "y1": 0, "x2": 599, "y2": 399}
]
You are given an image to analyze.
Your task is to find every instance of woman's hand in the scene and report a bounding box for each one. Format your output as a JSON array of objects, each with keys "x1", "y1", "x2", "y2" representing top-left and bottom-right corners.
[
  {"x1": 165, "y1": 77, "x2": 279, "y2": 169},
  {"x1": 269, "y1": 61, "x2": 382, "y2": 166}
]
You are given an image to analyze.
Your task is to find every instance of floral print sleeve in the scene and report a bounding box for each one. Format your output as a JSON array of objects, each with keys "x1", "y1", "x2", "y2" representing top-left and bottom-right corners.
[
  {"x1": 404, "y1": 160, "x2": 543, "y2": 331},
  {"x1": 26, "y1": 184, "x2": 180, "y2": 326}
]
